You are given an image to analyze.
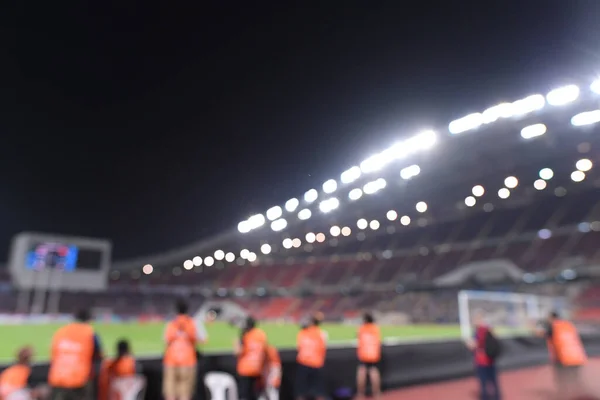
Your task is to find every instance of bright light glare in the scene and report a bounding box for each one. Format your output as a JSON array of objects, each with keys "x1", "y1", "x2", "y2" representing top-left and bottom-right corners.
[
  {"x1": 204, "y1": 256, "x2": 214, "y2": 267},
  {"x1": 400, "y1": 164, "x2": 421, "y2": 180},
  {"x1": 238, "y1": 221, "x2": 250, "y2": 233},
  {"x1": 363, "y1": 178, "x2": 386, "y2": 195},
  {"x1": 282, "y1": 238, "x2": 293, "y2": 249},
  {"x1": 369, "y1": 220, "x2": 380, "y2": 230},
  {"x1": 592, "y1": 79, "x2": 600, "y2": 94},
  {"x1": 576, "y1": 159, "x2": 593, "y2": 172},
  {"x1": 298, "y1": 208, "x2": 312, "y2": 220},
  {"x1": 498, "y1": 188, "x2": 510, "y2": 199},
  {"x1": 348, "y1": 188, "x2": 363, "y2": 201},
  {"x1": 270, "y1": 218, "x2": 288, "y2": 232},
  {"x1": 571, "y1": 170, "x2": 585, "y2": 182},
  {"x1": 240, "y1": 249, "x2": 250, "y2": 259},
  {"x1": 304, "y1": 189, "x2": 318, "y2": 203},
  {"x1": 247, "y1": 252, "x2": 257, "y2": 262},
  {"x1": 260, "y1": 244, "x2": 272, "y2": 255},
  {"x1": 357, "y1": 218, "x2": 368, "y2": 229},
  {"x1": 319, "y1": 198, "x2": 340, "y2": 213},
  {"x1": 306, "y1": 232, "x2": 316, "y2": 243},
  {"x1": 482, "y1": 103, "x2": 514, "y2": 124},
  {"x1": 449, "y1": 113, "x2": 483, "y2": 135},
  {"x1": 142, "y1": 264, "x2": 153, "y2": 275},
  {"x1": 225, "y1": 252, "x2": 235, "y2": 262},
  {"x1": 533, "y1": 179, "x2": 547, "y2": 190},
  {"x1": 539, "y1": 168, "x2": 554, "y2": 180},
  {"x1": 546, "y1": 85, "x2": 580, "y2": 106},
  {"x1": 341, "y1": 166, "x2": 362, "y2": 184},
  {"x1": 266, "y1": 206, "x2": 282, "y2": 221},
  {"x1": 520, "y1": 123, "x2": 547, "y2": 139},
  {"x1": 416, "y1": 201, "x2": 428, "y2": 213},
  {"x1": 472, "y1": 185, "x2": 485, "y2": 197},
  {"x1": 214, "y1": 250, "x2": 225, "y2": 260},
  {"x1": 330, "y1": 226, "x2": 341, "y2": 237},
  {"x1": 323, "y1": 179, "x2": 337, "y2": 194},
  {"x1": 386, "y1": 210, "x2": 398, "y2": 221},
  {"x1": 285, "y1": 198, "x2": 299, "y2": 212},
  {"x1": 571, "y1": 110, "x2": 600, "y2": 127},
  {"x1": 192, "y1": 256, "x2": 202, "y2": 266},
  {"x1": 400, "y1": 216, "x2": 411, "y2": 226},
  {"x1": 341, "y1": 227, "x2": 351, "y2": 236},
  {"x1": 183, "y1": 260, "x2": 193, "y2": 270},
  {"x1": 504, "y1": 176, "x2": 518, "y2": 189},
  {"x1": 316, "y1": 233, "x2": 326, "y2": 243},
  {"x1": 292, "y1": 238, "x2": 301, "y2": 248},
  {"x1": 465, "y1": 196, "x2": 476, "y2": 207},
  {"x1": 511, "y1": 94, "x2": 545, "y2": 116}
]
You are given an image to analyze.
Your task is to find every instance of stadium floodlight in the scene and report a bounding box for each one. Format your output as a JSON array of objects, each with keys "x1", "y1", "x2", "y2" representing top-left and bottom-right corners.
[
  {"x1": 260, "y1": 244, "x2": 272, "y2": 255},
  {"x1": 533, "y1": 179, "x2": 547, "y2": 190},
  {"x1": 386, "y1": 210, "x2": 398, "y2": 221},
  {"x1": 348, "y1": 188, "x2": 363, "y2": 201},
  {"x1": 340, "y1": 166, "x2": 362, "y2": 184},
  {"x1": 538, "y1": 229, "x2": 552, "y2": 239},
  {"x1": 511, "y1": 94, "x2": 545, "y2": 116},
  {"x1": 142, "y1": 264, "x2": 153, "y2": 275},
  {"x1": 359, "y1": 154, "x2": 386, "y2": 174},
  {"x1": 292, "y1": 238, "x2": 301, "y2": 248},
  {"x1": 266, "y1": 206, "x2": 283, "y2": 221},
  {"x1": 482, "y1": 102, "x2": 514, "y2": 124},
  {"x1": 315, "y1": 233, "x2": 326, "y2": 243},
  {"x1": 282, "y1": 238, "x2": 293, "y2": 249},
  {"x1": 305, "y1": 232, "x2": 316, "y2": 243},
  {"x1": 247, "y1": 252, "x2": 257, "y2": 262},
  {"x1": 363, "y1": 178, "x2": 386, "y2": 195},
  {"x1": 238, "y1": 220, "x2": 251, "y2": 234},
  {"x1": 465, "y1": 196, "x2": 476, "y2": 207},
  {"x1": 571, "y1": 170, "x2": 585, "y2": 182},
  {"x1": 546, "y1": 84, "x2": 580, "y2": 106},
  {"x1": 319, "y1": 198, "x2": 340, "y2": 213},
  {"x1": 415, "y1": 201, "x2": 427, "y2": 213},
  {"x1": 520, "y1": 123, "x2": 547, "y2": 140},
  {"x1": 297, "y1": 208, "x2": 312, "y2": 220},
  {"x1": 400, "y1": 215, "x2": 411, "y2": 226},
  {"x1": 449, "y1": 113, "x2": 483, "y2": 135},
  {"x1": 204, "y1": 256, "x2": 214, "y2": 267},
  {"x1": 248, "y1": 214, "x2": 266, "y2": 230},
  {"x1": 341, "y1": 226, "x2": 351, "y2": 236},
  {"x1": 357, "y1": 218, "x2": 368, "y2": 230},
  {"x1": 576, "y1": 158, "x2": 593, "y2": 172},
  {"x1": 270, "y1": 218, "x2": 288, "y2": 232},
  {"x1": 369, "y1": 220, "x2": 380, "y2": 230},
  {"x1": 592, "y1": 79, "x2": 600, "y2": 94},
  {"x1": 400, "y1": 164, "x2": 421, "y2": 180},
  {"x1": 225, "y1": 252, "x2": 235, "y2": 262},
  {"x1": 214, "y1": 250, "x2": 225, "y2": 260},
  {"x1": 304, "y1": 189, "x2": 318, "y2": 203},
  {"x1": 571, "y1": 110, "x2": 600, "y2": 127},
  {"x1": 504, "y1": 176, "x2": 519, "y2": 189},
  {"x1": 539, "y1": 168, "x2": 554, "y2": 180},
  {"x1": 472, "y1": 185, "x2": 485, "y2": 197},
  {"x1": 498, "y1": 188, "x2": 510, "y2": 199},
  {"x1": 192, "y1": 256, "x2": 203, "y2": 266},
  {"x1": 322, "y1": 179, "x2": 337, "y2": 194},
  {"x1": 285, "y1": 198, "x2": 299, "y2": 212},
  {"x1": 240, "y1": 249, "x2": 250, "y2": 259},
  {"x1": 183, "y1": 260, "x2": 193, "y2": 270},
  {"x1": 330, "y1": 226, "x2": 341, "y2": 237}
]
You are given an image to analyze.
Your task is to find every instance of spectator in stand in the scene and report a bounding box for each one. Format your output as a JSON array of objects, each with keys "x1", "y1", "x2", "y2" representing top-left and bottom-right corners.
[
  {"x1": 0, "y1": 346, "x2": 47, "y2": 399},
  {"x1": 295, "y1": 315, "x2": 327, "y2": 400},
  {"x1": 532, "y1": 311, "x2": 587, "y2": 398},
  {"x1": 234, "y1": 316, "x2": 268, "y2": 400},
  {"x1": 465, "y1": 311, "x2": 501, "y2": 400},
  {"x1": 163, "y1": 299, "x2": 206, "y2": 400},
  {"x1": 97, "y1": 339, "x2": 137, "y2": 400},
  {"x1": 48, "y1": 309, "x2": 102, "y2": 400},
  {"x1": 356, "y1": 313, "x2": 381, "y2": 400}
]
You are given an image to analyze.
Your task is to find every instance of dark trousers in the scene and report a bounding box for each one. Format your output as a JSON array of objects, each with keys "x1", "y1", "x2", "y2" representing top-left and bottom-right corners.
[{"x1": 475, "y1": 365, "x2": 501, "y2": 400}]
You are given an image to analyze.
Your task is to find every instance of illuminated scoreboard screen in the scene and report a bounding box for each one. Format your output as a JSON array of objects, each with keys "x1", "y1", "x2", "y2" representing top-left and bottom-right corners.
[{"x1": 25, "y1": 242, "x2": 103, "y2": 272}]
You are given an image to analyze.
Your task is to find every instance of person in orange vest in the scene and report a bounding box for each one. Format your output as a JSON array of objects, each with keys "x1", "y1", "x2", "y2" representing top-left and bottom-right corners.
[
  {"x1": 48, "y1": 308, "x2": 102, "y2": 400},
  {"x1": 295, "y1": 316, "x2": 327, "y2": 400},
  {"x1": 356, "y1": 313, "x2": 381, "y2": 400},
  {"x1": 97, "y1": 339, "x2": 137, "y2": 400},
  {"x1": 533, "y1": 311, "x2": 587, "y2": 398},
  {"x1": 234, "y1": 316, "x2": 268, "y2": 400},
  {"x1": 0, "y1": 346, "x2": 47, "y2": 400},
  {"x1": 163, "y1": 299, "x2": 205, "y2": 400}
]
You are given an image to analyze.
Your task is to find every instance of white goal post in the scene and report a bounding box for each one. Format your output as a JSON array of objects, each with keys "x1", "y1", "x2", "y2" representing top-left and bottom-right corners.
[{"x1": 458, "y1": 290, "x2": 567, "y2": 339}]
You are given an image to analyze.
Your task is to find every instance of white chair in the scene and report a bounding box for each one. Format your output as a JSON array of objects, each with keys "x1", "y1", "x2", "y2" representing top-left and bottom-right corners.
[
  {"x1": 110, "y1": 375, "x2": 147, "y2": 400},
  {"x1": 5, "y1": 389, "x2": 32, "y2": 400},
  {"x1": 258, "y1": 386, "x2": 279, "y2": 400},
  {"x1": 204, "y1": 372, "x2": 238, "y2": 400}
]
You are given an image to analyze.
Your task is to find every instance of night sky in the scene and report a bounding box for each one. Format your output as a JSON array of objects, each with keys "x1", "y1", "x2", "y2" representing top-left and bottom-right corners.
[{"x1": 1, "y1": 2, "x2": 599, "y2": 261}]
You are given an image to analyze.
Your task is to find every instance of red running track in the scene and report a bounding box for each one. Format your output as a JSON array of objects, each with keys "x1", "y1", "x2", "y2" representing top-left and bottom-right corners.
[{"x1": 382, "y1": 358, "x2": 600, "y2": 399}]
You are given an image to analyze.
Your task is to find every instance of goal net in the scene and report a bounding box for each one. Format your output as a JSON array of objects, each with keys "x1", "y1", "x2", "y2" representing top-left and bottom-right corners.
[{"x1": 458, "y1": 290, "x2": 567, "y2": 339}]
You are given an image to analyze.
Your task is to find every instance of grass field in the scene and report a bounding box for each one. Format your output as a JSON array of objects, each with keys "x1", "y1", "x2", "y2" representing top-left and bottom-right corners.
[{"x1": 0, "y1": 321, "x2": 462, "y2": 363}]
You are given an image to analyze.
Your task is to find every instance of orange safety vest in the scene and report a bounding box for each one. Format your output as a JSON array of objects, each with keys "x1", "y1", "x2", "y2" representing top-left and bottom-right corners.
[
  {"x1": 547, "y1": 320, "x2": 587, "y2": 367},
  {"x1": 48, "y1": 322, "x2": 95, "y2": 388},
  {"x1": 0, "y1": 364, "x2": 31, "y2": 399},
  {"x1": 98, "y1": 355, "x2": 136, "y2": 400},
  {"x1": 263, "y1": 346, "x2": 281, "y2": 388},
  {"x1": 357, "y1": 323, "x2": 381, "y2": 363},
  {"x1": 237, "y1": 328, "x2": 268, "y2": 377},
  {"x1": 297, "y1": 326, "x2": 326, "y2": 369},
  {"x1": 163, "y1": 315, "x2": 198, "y2": 367}
]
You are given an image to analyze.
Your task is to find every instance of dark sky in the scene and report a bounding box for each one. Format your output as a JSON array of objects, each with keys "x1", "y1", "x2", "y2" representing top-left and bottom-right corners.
[{"x1": 0, "y1": 1, "x2": 599, "y2": 261}]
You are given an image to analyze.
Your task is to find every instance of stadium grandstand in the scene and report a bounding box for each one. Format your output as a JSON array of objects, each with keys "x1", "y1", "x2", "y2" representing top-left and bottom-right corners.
[{"x1": 3, "y1": 78, "x2": 600, "y2": 399}]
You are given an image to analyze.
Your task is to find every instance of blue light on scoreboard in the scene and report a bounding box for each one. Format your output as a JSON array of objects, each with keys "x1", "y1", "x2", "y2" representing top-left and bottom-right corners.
[{"x1": 25, "y1": 243, "x2": 79, "y2": 272}]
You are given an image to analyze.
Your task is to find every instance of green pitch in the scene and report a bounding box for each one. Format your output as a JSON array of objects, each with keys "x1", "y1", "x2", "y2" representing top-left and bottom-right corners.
[{"x1": 0, "y1": 321, "x2": 462, "y2": 364}]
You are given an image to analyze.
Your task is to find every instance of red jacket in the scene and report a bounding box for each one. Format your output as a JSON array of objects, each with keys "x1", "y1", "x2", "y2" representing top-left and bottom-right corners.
[{"x1": 474, "y1": 325, "x2": 493, "y2": 366}]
